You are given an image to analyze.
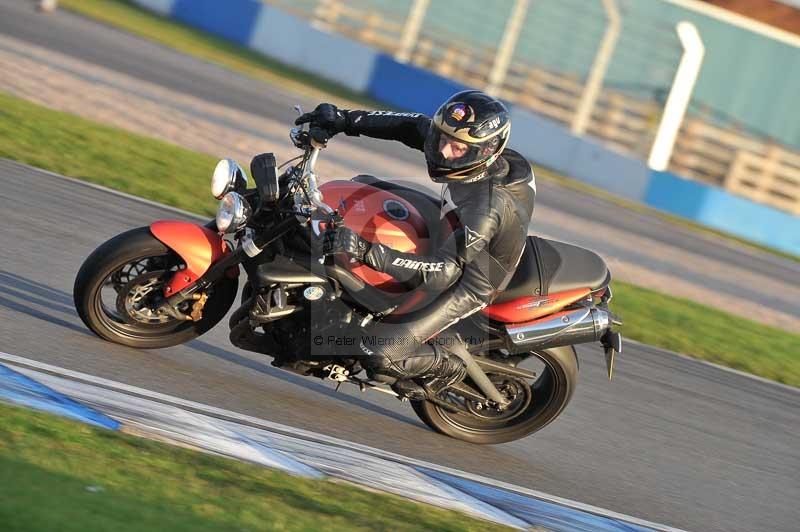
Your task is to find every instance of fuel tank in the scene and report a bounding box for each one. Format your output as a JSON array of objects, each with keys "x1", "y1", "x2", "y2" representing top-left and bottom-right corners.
[{"x1": 319, "y1": 180, "x2": 431, "y2": 291}]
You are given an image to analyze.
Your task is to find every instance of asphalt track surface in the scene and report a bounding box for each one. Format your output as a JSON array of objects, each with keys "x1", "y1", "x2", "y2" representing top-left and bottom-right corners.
[
  {"x1": 2, "y1": 160, "x2": 799, "y2": 532},
  {"x1": 0, "y1": 4, "x2": 798, "y2": 531}
]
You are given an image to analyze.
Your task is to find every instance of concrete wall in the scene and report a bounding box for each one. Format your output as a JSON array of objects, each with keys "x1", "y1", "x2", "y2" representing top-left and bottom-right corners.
[{"x1": 133, "y1": 0, "x2": 800, "y2": 255}]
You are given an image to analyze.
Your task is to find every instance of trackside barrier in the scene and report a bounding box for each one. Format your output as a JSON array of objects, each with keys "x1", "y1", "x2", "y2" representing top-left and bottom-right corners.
[
  {"x1": 645, "y1": 171, "x2": 800, "y2": 255},
  {"x1": 250, "y1": 6, "x2": 378, "y2": 93},
  {"x1": 133, "y1": 0, "x2": 174, "y2": 16},
  {"x1": 132, "y1": 0, "x2": 800, "y2": 255},
  {"x1": 171, "y1": 0, "x2": 263, "y2": 44},
  {"x1": 366, "y1": 54, "x2": 469, "y2": 116},
  {"x1": 509, "y1": 107, "x2": 651, "y2": 202}
]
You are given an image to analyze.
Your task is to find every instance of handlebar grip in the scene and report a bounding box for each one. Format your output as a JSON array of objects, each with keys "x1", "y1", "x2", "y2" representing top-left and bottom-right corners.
[{"x1": 308, "y1": 127, "x2": 330, "y2": 145}]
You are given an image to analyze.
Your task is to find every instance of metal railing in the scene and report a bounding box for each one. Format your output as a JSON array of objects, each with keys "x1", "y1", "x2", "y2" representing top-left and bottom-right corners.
[{"x1": 265, "y1": 0, "x2": 800, "y2": 215}]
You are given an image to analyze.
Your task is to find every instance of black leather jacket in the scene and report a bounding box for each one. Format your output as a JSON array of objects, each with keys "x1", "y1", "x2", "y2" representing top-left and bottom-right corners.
[{"x1": 340, "y1": 110, "x2": 536, "y2": 299}]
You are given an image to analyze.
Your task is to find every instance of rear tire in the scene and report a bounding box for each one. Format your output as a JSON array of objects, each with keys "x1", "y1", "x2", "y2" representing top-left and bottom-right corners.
[
  {"x1": 411, "y1": 346, "x2": 579, "y2": 444},
  {"x1": 74, "y1": 227, "x2": 238, "y2": 349}
]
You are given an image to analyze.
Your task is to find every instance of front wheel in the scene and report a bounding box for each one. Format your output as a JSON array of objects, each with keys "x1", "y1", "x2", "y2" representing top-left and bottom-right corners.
[
  {"x1": 412, "y1": 345, "x2": 579, "y2": 444},
  {"x1": 74, "y1": 227, "x2": 238, "y2": 349}
]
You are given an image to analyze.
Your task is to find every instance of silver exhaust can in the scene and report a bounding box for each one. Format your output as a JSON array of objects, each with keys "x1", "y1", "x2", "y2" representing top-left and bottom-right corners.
[{"x1": 505, "y1": 307, "x2": 611, "y2": 351}]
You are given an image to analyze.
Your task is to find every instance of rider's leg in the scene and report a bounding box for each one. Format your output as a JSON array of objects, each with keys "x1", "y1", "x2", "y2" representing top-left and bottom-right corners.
[{"x1": 359, "y1": 281, "x2": 489, "y2": 398}]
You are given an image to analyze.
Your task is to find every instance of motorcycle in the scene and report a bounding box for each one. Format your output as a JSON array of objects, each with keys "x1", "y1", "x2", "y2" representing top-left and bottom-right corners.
[{"x1": 74, "y1": 109, "x2": 622, "y2": 444}]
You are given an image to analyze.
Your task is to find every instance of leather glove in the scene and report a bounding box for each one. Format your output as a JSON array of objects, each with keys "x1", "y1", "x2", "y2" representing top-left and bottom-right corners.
[
  {"x1": 295, "y1": 103, "x2": 348, "y2": 136},
  {"x1": 322, "y1": 226, "x2": 370, "y2": 262}
]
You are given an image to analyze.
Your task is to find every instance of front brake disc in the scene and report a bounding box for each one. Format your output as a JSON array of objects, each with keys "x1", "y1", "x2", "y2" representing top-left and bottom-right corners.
[{"x1": 116, "y1": 270, "x2": 172, "y2": 325}]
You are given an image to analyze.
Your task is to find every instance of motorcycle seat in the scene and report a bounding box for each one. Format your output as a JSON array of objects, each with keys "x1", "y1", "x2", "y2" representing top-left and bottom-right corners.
[{"x1": 494, "y1": 236, "x2": 610, "y2": 303}]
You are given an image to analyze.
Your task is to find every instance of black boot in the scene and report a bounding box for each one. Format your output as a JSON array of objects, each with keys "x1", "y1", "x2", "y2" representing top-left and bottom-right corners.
[
  {"x1": 421, "y1": 351, "x2": 467, "y2": 397},
  {"x1": 389, "y1": 346, "x2": 467, "y2": 400}
]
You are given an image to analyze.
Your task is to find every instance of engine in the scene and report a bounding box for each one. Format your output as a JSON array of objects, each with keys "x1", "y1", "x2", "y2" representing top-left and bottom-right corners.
[{"x1": 228, "y1": 280, "x2": 363, "y2": 378}]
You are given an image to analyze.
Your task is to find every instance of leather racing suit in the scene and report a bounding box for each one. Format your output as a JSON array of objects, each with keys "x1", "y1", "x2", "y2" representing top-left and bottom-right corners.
[{"x1": 338, "y1": 110, "x2": 536, "y2": 386}]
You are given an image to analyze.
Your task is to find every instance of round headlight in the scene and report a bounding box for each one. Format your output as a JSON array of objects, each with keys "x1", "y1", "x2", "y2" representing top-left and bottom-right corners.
[
  {"x1": 212, "y1": 158, "x2": 248, "y2": 200},
  {"x1": 215, "y1": 192, "x2": 251, "y2": 233}
]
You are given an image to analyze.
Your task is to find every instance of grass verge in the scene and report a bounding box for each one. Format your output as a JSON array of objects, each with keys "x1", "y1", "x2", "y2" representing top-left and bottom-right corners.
[
  {"x1": 2, "y1": 91, "x2": 798, "y2": 386},
  {"x1": 0, "y1": 401, "x2": 503, "y2": 531},
  {"x1": 0, "y1": 92, "x2": 219, "y2": 217},
  {"x1": 60, "y1": 0, "x2": 799, "y2": 263},
  {"x1": 612, "y1": 281, "x2": 798, "y2": 386}
]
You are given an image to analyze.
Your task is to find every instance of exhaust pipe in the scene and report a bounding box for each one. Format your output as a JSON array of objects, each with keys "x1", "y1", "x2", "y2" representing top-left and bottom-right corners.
[{"x1": 505, "y1": 307, "x2": 611, "y2": 351}]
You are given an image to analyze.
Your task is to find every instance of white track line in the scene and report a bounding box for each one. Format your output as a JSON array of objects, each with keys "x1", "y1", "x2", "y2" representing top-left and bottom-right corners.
[{"x1": 0, "y1": 351, "x2": 685, "y2": 532}]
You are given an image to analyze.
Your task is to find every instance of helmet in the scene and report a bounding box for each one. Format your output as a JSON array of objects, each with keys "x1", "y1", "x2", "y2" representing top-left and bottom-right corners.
[{"x1": 424, "y1": 90, "x2": 511, "y2": 183}]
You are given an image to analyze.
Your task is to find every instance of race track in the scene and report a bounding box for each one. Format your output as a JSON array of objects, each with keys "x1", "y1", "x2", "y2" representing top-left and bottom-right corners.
[
  {"x1": 0, "y1": 0, "x2": 799, "y2": 333},
  {"x1": 1, "y1": 3, "x2": 799, "y2": 531},
  {"x1": 0, "y1": 160, "x2": 797, "y2": 532}
]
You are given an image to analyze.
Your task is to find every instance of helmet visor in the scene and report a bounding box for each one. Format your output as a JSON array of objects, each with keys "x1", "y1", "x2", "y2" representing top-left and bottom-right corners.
[{"x1": 424, "y1": 128, "x2": 499, "y2": 174}]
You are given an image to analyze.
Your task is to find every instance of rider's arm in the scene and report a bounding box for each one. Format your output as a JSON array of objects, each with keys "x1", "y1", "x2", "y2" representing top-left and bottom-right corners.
[
  {"x1": 341, "y1": 111, "x2": 431, "y2": 151},
  {"x1": 364, "y1": 201, "x2": 501, "y2": 292}
]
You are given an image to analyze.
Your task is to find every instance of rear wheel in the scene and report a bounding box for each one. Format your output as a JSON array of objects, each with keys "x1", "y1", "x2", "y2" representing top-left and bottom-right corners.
[
  {"x1": 411, "y1": 346, "x2": 578, "y2": 444},
  {"x1": 74, "y1": 227, "x2": 238, "y2": 349}
]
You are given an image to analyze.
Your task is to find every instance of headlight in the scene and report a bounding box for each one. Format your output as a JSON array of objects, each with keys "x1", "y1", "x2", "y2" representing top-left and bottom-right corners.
[
  {"x1": 211, "y1": 158, "x2": 248, "y2": 199},
  {"x1": 215, "y1": 192, "x2": 251, "y2": 233}
]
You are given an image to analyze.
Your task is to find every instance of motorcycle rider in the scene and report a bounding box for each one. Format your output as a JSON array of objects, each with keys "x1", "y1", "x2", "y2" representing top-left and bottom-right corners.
[{"x1": 296, "y1": 90, "x2": 535, "y2": 400}]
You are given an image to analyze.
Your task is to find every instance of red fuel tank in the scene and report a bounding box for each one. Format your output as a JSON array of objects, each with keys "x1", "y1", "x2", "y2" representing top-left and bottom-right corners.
[{"x1": 319, "y1": 181, "x2": 431, "y2": 291}]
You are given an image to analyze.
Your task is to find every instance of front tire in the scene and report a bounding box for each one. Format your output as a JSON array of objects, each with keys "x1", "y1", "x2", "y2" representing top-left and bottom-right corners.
[
  {"x1": 74, "y1": 227, "x2": 238, "y2": 349},
  {"x1": 412, "y1": 346, "x2": 579, "y2": 444}
]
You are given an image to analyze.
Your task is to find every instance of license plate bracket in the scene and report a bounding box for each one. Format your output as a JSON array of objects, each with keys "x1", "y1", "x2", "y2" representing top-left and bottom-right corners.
[{"x1": 602, "y1": 332, "x2": 622, "y2": 380}]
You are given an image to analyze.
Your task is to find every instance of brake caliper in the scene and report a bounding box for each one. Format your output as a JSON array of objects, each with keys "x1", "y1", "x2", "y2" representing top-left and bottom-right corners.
[{"x1": 189, "y1": 292, "x2": 209, "y2": 322}]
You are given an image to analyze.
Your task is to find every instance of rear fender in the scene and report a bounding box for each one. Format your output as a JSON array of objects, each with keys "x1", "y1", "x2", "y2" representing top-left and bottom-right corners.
[{"x1": 149, "y1": 221, "x2": 231, "y2": 295}]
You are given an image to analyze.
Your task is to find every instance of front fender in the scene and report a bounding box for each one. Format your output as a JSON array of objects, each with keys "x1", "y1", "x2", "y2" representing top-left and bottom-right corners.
[{"x1": 150, "y1": 220, "x2": 230, "y2": 295}]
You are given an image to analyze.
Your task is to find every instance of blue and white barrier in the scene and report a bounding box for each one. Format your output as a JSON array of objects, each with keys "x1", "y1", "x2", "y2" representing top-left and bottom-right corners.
[
  {"x1": 0, "y1": 352, "x2": 682, "y2": 531},
  {"x1": 132, "y1": 0, "x2": 174, "y2": 16},
  {"x1": 250, "y1": 6, "x2": 378, "y2": 94},
  {"x1": 132, "y1": 0, "x2": 800, "y2": 255},
  {"x1": 508, "y1": 107, "x2": 652, "y2": 202},
  {"x1": 645, "y1": 171, "x2": 800, "y2": 255}
]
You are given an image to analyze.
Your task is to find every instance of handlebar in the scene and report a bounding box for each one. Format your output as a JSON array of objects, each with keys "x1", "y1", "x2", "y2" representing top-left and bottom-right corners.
[{"x1": 288, "y1": 123, "x2": 334, "y2": 220}]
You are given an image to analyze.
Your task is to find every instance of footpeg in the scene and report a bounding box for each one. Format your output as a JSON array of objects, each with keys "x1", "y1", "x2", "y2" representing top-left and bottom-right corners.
[{"x1": 324, "y1": 364, "x2": 349, "y2": 382}]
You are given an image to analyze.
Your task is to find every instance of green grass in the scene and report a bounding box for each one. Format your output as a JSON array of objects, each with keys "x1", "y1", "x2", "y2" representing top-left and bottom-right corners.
[
  {"x1": 1, "y1": 91, "x2": 798, "y2": 386},
  {"x1": 0, "y1": 92, "x2": 219, "y2": 217},
  {"x1": 612, "y1": 281, "x2": 799, "y2": 387},
  {"x1": 0, "y1": 402, "x2": 504, "y2": 532}
]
